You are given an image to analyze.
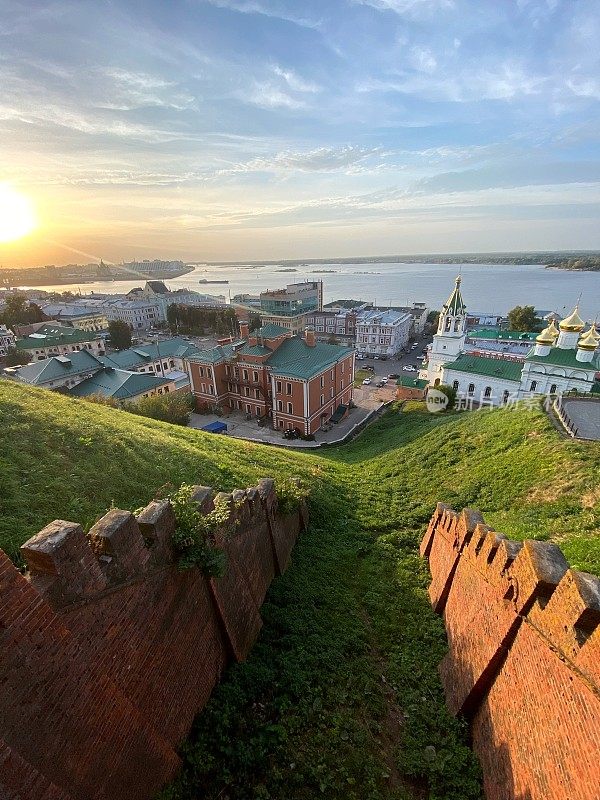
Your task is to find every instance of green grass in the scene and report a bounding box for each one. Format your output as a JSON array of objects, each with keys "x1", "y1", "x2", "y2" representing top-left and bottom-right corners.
[{"x1": 1, "y1": 381, "x2": 599, "y2": 800}]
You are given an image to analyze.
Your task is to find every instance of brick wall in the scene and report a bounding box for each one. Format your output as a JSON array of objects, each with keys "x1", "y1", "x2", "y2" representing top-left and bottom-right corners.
[
  {"x1": 0, "y1": 478, "x2": 306, "y2": 800},
  {"x1": 421, "y1": 504, "x2": 600, "y2": 800}
]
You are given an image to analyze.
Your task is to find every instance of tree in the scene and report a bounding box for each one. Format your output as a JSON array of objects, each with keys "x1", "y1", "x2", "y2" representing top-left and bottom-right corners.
[
  {"x1": 0, "y1": 295, "x2": 46, "y2": 328},
  {"x1": 127, "y1": 391, "x2": 193, "y2": 426},
  {"x1": 248, "y1": 312, "x2": 262, "y2": 332},
  {"x1": 436, "y1": 383, "x2": 457, "y2": 410},
  {"x1": 507, "y1": 305, "x2": 540, "y2": 331},
  {"x1": 426, "y1": 310, "x2": 440, "y2": 330},
  {"x1": 327, "y1": 334, "x2": 339, "y2": 345},
  {"x1": 4, "y1": 347, "x2": 31, "y2": 367},
  {"x1": 108, "y1": 320, "x2": 132, "y2": 350}
]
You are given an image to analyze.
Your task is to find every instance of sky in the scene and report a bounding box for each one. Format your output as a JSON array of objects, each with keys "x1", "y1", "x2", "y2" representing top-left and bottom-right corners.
[{"x1": 1, "y1": 0, "x2": 599, "y2": 266}]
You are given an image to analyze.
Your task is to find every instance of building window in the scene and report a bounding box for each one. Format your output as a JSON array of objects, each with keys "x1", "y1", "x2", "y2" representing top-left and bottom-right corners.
[
  {"x1": 468, "y1": 383, "x2": 475, "y2": 395},
  {"x1": 330, "y1": 369, "x2": 334, "y2": 380},
  {"x1": 453, "y1": 380, "x2": 459, "y2": 390},
  {"x1": 243, "y1": 369, "x2": 248, "y2": 381},
  {"x1": 484, "y1": 386, "x2": 492, "y2": 398},
  {"x1": 253, "y1": 371, "x2": 259, "y2": 382},
  {"x1": 286, "y1": 382, "x2": 292, "y2": 395},
  {"x1": 277, "y1": 400, "x2": 283, "y2": 411},
  {"x1": 550, "y1": 384, "x2": 557, "y2": 394},
  {"x1": 530, "y1": 381, "x2": 537, "y2": 391},
  {"x1": 287, "y1": 402, "x2": 293, "y2": 414},
  {"x1": 320, "y1": 376, "x2": 324, "y2": 388},
  {"x1": 503, "y1": 390, "x2": 509, "y2": 404},
  {"x1": 277, "y1": 381, "x2": 282, "y2": 393},
  {"x1": 320, "y1": 394, "x2": 324, "y2": 406}
]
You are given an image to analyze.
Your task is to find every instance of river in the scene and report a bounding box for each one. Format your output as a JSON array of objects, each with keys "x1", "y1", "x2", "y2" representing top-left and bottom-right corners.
[{"x1": 15, "y1": 261, "x2": 600, "y2": 321}]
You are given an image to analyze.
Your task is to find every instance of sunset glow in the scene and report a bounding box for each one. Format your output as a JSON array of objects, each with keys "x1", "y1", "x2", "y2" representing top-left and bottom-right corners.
[{"x1": 0, "y1": 185, "x2": 37, "y2": 244}]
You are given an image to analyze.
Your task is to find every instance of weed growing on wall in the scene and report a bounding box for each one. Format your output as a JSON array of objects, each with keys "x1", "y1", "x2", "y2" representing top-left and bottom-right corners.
[{"x1": 170, "y1": 484, "x2": 230, "y2": 575}]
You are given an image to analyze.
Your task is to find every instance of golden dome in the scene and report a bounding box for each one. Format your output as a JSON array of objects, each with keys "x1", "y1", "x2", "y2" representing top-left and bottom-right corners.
[
  {"x1": 536, "y1": 323, "x2": 556, "y2": 345},
  {"x1": 547, "y1": 319, "x2": 559, "y2": 339},
  {"x1": 559, "y1": 305, "x2": 585, "y2": 332},
  {"x1": 578, "y1": 326, "x2": 600, "y2": 352}
]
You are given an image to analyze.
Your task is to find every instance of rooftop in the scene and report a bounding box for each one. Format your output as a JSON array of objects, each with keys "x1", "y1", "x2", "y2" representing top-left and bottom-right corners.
[
  {"x1": 396, "y1": 377, "x2": 428, "y2": 389},
  {"x1": 443, "y1": 354, "x2": 523, "y2": 382},
  {"x1": 101, "y1": 337, "x2": 199, "y2": 369},
  {"x1": 69, "y1": 368, "x2": 173, "y2": 400},
  {"x1": 526, "y1": 346, "x2": 599, "y2": 371},
  {"x1": 253, "y1": 323, "x2": 290, "y2": 339},
  {"x1": 356, "y1": 309, "x2": 412, "y2": 325},
  {"x1": 16, "y1": 324, "x2": 99, "y2": 350},
  {"x1": 468, "y1": 329, "x2": 538, "y2": 342},
  {"x1": 266, "y1": 337, "x2": 353, "y2": 379},
  {"x1": 13, "y1": 350, "x2": 104, "y2": 385}
]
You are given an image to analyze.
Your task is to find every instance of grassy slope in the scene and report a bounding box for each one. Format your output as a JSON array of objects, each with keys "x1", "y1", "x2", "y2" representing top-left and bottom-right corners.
[{"x1": 1, "y1": 382, "x2": 599, "y2": 800}]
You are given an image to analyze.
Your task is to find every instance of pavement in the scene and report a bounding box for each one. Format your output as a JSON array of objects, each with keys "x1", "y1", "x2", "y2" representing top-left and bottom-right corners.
[{"x1": 560, "y1": 398, "x2": 600, "y2": 441}]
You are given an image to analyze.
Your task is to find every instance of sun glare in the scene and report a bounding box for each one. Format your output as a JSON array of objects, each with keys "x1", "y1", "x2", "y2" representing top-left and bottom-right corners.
[{"x1": 0, "y1": 184, "x2": 37, "y2": 243}]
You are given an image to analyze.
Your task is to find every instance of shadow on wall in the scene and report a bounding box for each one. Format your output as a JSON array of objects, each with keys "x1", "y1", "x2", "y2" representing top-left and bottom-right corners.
[{"x1": 422, "y1": 503, "x2": 600, "y2": 800}]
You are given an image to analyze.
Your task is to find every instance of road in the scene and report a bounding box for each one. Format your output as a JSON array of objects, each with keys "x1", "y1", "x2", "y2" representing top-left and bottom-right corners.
[{"x1": 355, "y1": 333, "x2": 432, "y2": 398}]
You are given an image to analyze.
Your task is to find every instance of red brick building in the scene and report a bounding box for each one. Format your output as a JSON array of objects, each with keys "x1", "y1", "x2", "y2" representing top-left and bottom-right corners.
[{"x1": 187, "y1": 323, "x2": 355, "y2": 435}]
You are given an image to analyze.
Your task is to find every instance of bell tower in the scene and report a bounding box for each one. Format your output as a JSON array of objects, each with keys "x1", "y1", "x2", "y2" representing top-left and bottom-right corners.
[{"x1": 425, "y1": 275, "x2": 467, "y2": 385}]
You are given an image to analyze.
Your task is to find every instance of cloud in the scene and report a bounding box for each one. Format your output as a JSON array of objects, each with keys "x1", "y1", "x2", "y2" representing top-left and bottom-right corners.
[
  {"x1": 353, "y1": 0, "x2": 455, "y2": 16},
  {"x1": 243, "y1": 82, "x2": 306, "y2": 109},
  {"x1": 272, "y1": 65, "x2": 321, "y2": 93},
  {"x1": 217, "y1": 145, "x2": 389, "y2": 175},
  {"x1": 203, "y1": 0, "x2": 321, "y2": 29}
]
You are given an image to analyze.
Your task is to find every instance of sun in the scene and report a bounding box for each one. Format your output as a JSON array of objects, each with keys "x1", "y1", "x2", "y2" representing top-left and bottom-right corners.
[{"x1": 0, "y1": 184, "x2": 37, "y2": 243}]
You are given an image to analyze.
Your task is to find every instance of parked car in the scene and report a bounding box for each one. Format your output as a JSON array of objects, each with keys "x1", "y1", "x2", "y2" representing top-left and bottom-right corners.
[
  {"x1": 375, "y1": 381, "x2": 384, "y2": 388},
  {"x1": 387, "y1": 373, "x2": 399, "y2": 379},
  {"x1": 362, "y1": 377, "x2": 372, "y2": 385},
  {"x1": 381, "y1": 376, "x2": 389, "y2": 383},
  {"x1": 402, "y1": 365, "x2": 417, "y2": 372}
]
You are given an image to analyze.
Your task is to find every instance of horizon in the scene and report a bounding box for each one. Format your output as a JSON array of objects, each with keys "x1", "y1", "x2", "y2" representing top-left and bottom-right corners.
[{"x1": 1, "y1": 0, "x2": 599, "y2": 266}]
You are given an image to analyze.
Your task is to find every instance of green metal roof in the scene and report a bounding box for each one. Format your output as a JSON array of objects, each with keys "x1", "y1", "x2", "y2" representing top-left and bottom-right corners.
[
  {"x1": 15, "y1": 350, "x2": 104, "y2": 385},
  {"x1": 443, "y1": 354, "x2": 522, "y2": 382},
  {"x1": 396, "y1": 377, "x2": 428, "y2": 389},
  {"x1": 69, "y1": 368, "x2": 172, "y2": 400},
  {"x1": 254, "y1": 323, "x2": 290, "y2": 338},
  {"x1": 469, "y1": 329, "x2": 538, "y2": 341},
  {"x1": 101, "y1": 337, "x2": 199, "y2": 369},
  {"x1": 266, "y1": 337, "x2": 353, "y2": 379},
  {"x1": 442, "y1": 277, "x2": 466, "y2": 316},
  {"x1": 187, "y1": 342, "x2": 240, "y2": 364},
  {"x1": 238, "y1": 344, "x2": 272, "y2": 357},
  {"x1": 526, "y1": 347, "x2": 599, "y2": 371},
  {"x1": 16, "y1": 324, "x2": 97, "y2": 350}
]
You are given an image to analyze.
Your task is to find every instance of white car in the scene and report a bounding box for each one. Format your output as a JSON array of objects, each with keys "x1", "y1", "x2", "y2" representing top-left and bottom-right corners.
[
  {"x1": 381, "y1": 376, "x2": 389, "y2": 383},
  {"x1": 362, "y1": 377, "x2": 372, "y2": 385},
  {"x1": 402, "y1": 365, "x2": 417, "y2": 372}
]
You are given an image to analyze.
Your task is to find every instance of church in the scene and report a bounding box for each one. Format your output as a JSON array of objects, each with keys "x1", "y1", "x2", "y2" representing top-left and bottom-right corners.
[{"x1": 421, "y1": 276, "x2": 600, "y2": 406}]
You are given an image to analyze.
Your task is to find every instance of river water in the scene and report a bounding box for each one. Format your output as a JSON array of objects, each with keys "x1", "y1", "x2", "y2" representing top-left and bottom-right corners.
[{"x1": 16, "y1": 261, "x2": 600, "y2": 321}]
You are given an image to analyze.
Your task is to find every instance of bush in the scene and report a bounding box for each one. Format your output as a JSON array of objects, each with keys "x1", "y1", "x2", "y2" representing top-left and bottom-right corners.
[
  {"x1": 169, "y1": 484, "x2": 230, "y2": 575},
  {"x1": 127, "y1": 391, "x2": 193, "y2": 426},
  {"x1": 4, "y1": 348, "x2": 31, "y2": 367},
  {"x1": 436, "y1": 384, "x2": 457, "y2": 410},
  {"x1": 276, "y1": 477, "x2": 309, "y2": 515}
]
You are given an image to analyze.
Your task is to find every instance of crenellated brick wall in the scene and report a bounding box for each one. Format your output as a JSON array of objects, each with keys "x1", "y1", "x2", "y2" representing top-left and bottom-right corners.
[
  {"x1": 0, "y1": 478, "x2": 307, "y2": 800},
  {"x1": 421, "y1": 504, "x2": 600, "y2": 800}
]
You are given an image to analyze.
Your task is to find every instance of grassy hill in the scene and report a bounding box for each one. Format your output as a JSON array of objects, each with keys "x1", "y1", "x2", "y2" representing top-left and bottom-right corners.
[{"x1": 1, "y1": 381, "x2": 599, "y2": 800}]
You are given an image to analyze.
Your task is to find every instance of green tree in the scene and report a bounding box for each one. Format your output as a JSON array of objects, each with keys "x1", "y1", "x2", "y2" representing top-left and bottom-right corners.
[
  {"x1": 248, "y1": 311, "x2": 262, "y2": 332},
  {"x1": 127, "y1": 391, "x2": 193, "y2": 426},
  {"x1": 108, "y1": 320, "x2": 132, "y2": 350},
  {"x1": 0, "y1": 295, "x2": 46, "y2": 328},
  {"x1": 436, "y1": 383, "x2": 457, "y2": 410},
  {"x1": 427, "y1": 310, "x2": 440, "y2": 330},
  {"x1": 507, "y1": 305, "x2": 540, "y2": 331},
  {"x1": 4, "y1": 348, "x2": 31, "y2": 367}
]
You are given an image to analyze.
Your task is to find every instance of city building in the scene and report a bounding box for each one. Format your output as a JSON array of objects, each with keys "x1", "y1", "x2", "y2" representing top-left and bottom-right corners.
[
  {"x1": 0, "y1": 325, "x2": 16, "y2": 357},
  {"x1": 9, "y1": 350, "x2": 105, "y2": 390},
  {"x1": 422, "y1": 276, "x2": 600, "y2": 406},
  {"x1": 40, "y1": 303, "x2": 108, "y2": 332},
  {"x1": 69, "y1": 367, "x2": 176, "y2": 402},
  {"x1": 325, "y1": 300, "x2": 429, "y2": 337},
  {"x1": 465, "y1": 329, "x2": 539, "y2": 358},
  {"x1": 355, "y1": 309, "x2": 412, "y2": 358},
  {"x1": 87, "y1": 298, "x2": 160, "y2": 330},
  {"x1": 101, "y1": 337, "x2": 198, "y2": 391},
  {"x1": 259, "y1": 281, "x2": 323, "y2": 334},
  {"x1": 304, "y1": 309, "x2": 357, "y2": 344},
  {"x1": 187, "y1": 321, "x2": 354, "y2": 435},
  {"x1": 127, "y1": 281, "x2": 226, "y2": 322},
  {"x1": 15, "y1": 324, "x2": 106, "y2": 361}
]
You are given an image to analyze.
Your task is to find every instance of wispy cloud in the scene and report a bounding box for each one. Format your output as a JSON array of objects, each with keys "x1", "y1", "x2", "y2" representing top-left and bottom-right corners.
[{"x1": 203, "y1": 0, "x2": 321, "y2": 29}]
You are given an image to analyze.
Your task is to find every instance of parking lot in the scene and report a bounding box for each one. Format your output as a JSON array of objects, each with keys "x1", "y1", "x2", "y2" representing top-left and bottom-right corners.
[{"x1": 355, "y1": 334, "x2": 431, "y2": 396}]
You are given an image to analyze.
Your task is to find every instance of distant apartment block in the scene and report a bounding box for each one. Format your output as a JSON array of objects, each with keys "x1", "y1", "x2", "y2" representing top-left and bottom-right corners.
[
  {"x1": 188, "y1": 321, "x2": 354, "y2": 435},
  {"x1": 0, "y1": 325, "x2": 16, "y2": 357},
  {"x1": 355, "y1": 310, "x2": 412, "y2": 358},
  {"x1": 304, "y1": 309, "x2": 357, "y2": 344},
  {"x1": 325, "y1": 300, "x2": 429, "y2": 336},
  {"x1": 40, "y1": 303, "x2": 108, "y2": 332},
  {"x1": 15, "y1": 324, "x2": 106, "y2": 361},
  {"x1": 79, "y1": 298, "x2": 160, "y2": 330},
  {"x1": 127, "y1": 281, "x2": 226, "y2": 322},
  {"x1": 259, "y1": 281, "x2": 323, "y2": 334}
]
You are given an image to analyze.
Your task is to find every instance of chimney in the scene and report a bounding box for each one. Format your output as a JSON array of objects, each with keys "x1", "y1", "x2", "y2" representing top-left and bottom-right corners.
[
  {"x1": 239, "y1": 320, "x2": 250, "y2": 339},
  {"x1": 304, "y1": 327, "x2": 316, "y2": 347}
]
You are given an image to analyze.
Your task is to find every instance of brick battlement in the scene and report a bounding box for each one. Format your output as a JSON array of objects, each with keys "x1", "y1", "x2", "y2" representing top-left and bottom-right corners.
[
  {"x1": 422, "y1": 504, "x2": 600, "y2": 800},
  {"x1": 0, "y1": 478, "x2": 307, "y2": 800}
]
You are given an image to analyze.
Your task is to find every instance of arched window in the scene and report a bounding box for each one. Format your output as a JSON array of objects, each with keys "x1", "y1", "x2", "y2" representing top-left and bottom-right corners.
[
  {"x1": 445, "y1": 317, "x2": 452, "y2": 332},
  {"x1": 453, "y1": 380, "x2": 459, "y2": 390},
  {"x1": 468, "y1": 383, "x2": 475, "y2": 395},
  {"x1": 434, "y1": 378, "x2": 441, "y2": 387},
  {"x1": 530, "y1": 381, "x2": 537, "y2": 391},
  {"x1": 502, "y1": 390, "x2": 510, "y2": 404},
  {"x1": 550, "y1": 384, "x2": 557, "y2": 394},
  {"x1": 484, "y1": 386, "x2": 492, "y2": 398}
]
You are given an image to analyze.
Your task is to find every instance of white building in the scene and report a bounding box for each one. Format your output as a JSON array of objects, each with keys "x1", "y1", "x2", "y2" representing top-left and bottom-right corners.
[
  {"x1": 129, "y1": 281, "x2": 226, "y2": 322},
  {"x1": 422, "y1": 277, "x2": 600, "y2": 406},
  {"x1": 94, "y1": 299, "x2": 160, "y2": 330},
  {"x1": 0, "y1": 325, "x2": 16, "y2": 357},
  {"x1": 355, "y1": 309, "x2": 412, "y2": 358}
]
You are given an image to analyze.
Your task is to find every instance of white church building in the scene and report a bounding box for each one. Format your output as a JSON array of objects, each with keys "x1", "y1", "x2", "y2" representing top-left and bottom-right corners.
[{"x1": 421, "y1": 276, "x2": 600, "y2": 407}]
